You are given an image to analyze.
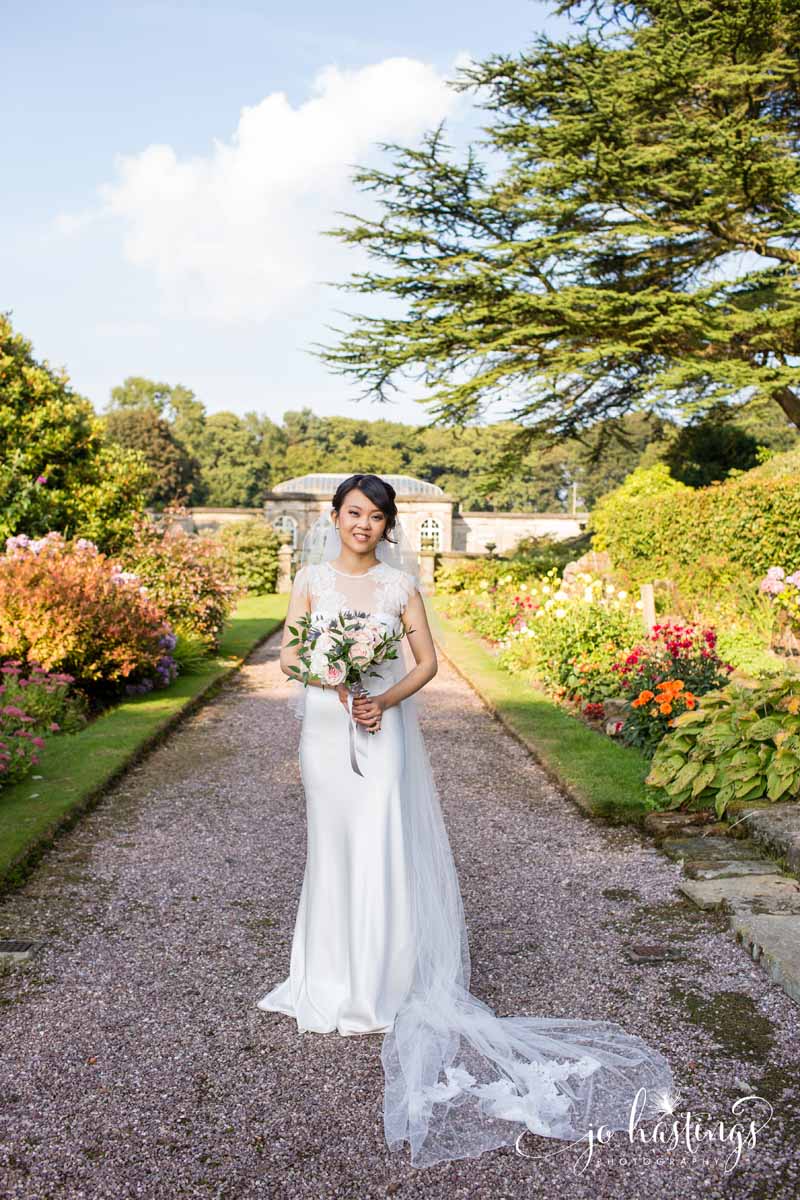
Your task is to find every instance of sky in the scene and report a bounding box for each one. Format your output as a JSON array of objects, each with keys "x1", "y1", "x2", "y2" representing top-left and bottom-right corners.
[{"x1": 2, "y1": 1, "x2": 576, "y2": 428}]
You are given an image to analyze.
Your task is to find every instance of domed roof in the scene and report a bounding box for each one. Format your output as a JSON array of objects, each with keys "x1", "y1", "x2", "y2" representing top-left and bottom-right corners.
[{"x1": 272, "y1": 472, "x2": 444, "y2": 497}]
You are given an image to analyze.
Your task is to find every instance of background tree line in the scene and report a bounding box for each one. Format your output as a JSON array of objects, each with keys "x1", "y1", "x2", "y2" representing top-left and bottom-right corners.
[{"x1": 100, "y1": 375, "x2": 798, "y2": 513}]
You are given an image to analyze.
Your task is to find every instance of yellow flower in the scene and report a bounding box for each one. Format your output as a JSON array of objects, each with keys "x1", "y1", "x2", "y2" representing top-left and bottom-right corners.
[
  {"x1": 480, "y1": 580, "x2": 490, "y2": 590},
  {"x1": 786, "y1": 695, "x2": 800, "y2": 715}
]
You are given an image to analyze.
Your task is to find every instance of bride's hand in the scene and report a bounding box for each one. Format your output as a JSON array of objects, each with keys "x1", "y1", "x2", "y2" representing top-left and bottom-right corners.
[
  {"x1": 351, "y1": 691, "x2": 385, "y2": 733},
  {"x1": 334, "y1": 683, "x2": 351, "y2": 711}
]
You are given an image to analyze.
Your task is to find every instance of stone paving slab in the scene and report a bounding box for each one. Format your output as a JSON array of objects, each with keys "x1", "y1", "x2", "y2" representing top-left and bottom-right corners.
[
  {"x1": 679, "y1": 874, "x2": 800, "y2": 915},
  {"x1": 743, "y1": 803, "x2": 800, "y2": 873},
  {"x1": 661, "y1": 836, "x2": 773, "y2": 863},
  {"x1": 683, "y1": 859, "x2": 784, "y2": 881},
  {"x1": 730, "y1": 914, "x2": 800, "y2": 1006}
]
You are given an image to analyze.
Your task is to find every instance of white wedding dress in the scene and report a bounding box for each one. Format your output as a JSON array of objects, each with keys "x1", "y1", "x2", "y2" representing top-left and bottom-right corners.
[{"x1": 256, "y1": 557, "x2": 675, "y2": 1168}]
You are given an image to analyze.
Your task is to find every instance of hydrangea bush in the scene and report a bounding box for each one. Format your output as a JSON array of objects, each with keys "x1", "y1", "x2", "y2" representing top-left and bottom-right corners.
[
  {"x1": 123, "y1": 513, "x2": 242, "y2": 651},
  {"x1": 0, "y1": 532, "x2": 179, "y2": 700},
  {"x1": 759, "y1": 566, "x2": 800, "y2": 649},
  {"x1": 0, "y1": 657, "x2": 89, "y2": 788}
]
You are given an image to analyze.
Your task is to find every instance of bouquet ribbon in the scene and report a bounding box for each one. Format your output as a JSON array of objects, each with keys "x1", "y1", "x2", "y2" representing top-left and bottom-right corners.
[{"x1": 345, "y1": 682, "x2": 371, "y2": 777}]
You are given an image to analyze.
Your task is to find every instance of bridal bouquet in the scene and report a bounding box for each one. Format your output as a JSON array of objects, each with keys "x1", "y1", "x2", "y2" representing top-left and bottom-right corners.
[
  {"x1": 286, "y1": 609, "x2": 408, "y2": 692},
  {"x1": 286, "y1": 610, "x2": 411, "y2": 774}
]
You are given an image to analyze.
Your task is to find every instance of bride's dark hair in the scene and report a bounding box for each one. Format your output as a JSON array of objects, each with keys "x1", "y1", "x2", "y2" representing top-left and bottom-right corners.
[{"x1": 331, "y1": 474, "x2": 398, "y2": 545}]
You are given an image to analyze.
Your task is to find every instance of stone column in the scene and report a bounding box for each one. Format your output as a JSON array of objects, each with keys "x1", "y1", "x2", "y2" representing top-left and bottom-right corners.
[
  {"x1": 419, "y1": 551, "x2": 436, "y2": 595},
  {"x1": 277, "y1": 543, "x2": 293, "y2": 593}
]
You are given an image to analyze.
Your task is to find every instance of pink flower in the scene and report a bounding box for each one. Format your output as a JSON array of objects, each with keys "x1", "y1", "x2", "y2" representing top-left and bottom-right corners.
[
  {"x1": 32, "y1": 736, "x2": 46, "y2": 748},
  {"x1": 323, "y1": 661, "x2": 346, "y2": 687},
  {"x1": 351, "y1": 639, "x2": 374, "y2": 666}
]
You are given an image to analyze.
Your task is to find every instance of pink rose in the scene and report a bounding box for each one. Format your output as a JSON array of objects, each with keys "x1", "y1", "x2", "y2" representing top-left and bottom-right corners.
[
  {"x1": 324, "y1": 661, "x2": 346, "y2": 686},
  {"x1": 351, "y1": 639, "x2": 374, "y2": 666}
]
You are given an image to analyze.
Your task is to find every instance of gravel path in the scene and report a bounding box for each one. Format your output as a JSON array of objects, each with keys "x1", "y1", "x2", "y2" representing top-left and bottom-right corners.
[{"x1": 1, "y1": 629, "x2": 798, "y2": 1199}]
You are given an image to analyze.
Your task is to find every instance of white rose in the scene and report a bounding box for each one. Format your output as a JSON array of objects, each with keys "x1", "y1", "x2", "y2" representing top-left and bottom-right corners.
[{"x1": 310, "y1": 650, "x2": 329, "y2": 677}]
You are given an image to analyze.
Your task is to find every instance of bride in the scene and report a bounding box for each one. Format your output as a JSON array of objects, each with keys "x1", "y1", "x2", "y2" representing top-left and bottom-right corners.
[{"x1": 256, "y1": 472, "x2": 674, "y2": 1168}]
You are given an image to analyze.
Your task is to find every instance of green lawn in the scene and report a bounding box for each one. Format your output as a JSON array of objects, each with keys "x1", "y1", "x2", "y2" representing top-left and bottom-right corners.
[
  {"x1": 428, "y1": 597, "x2": 654, "y2": 823},
  {"x1": 0, "y1": 592, "x2": 288, "y2": 894}
]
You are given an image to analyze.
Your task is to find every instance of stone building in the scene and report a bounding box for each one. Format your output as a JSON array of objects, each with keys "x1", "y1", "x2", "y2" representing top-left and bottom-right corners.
[{"x1": 248, "y1": 472, "x2": 587, "y2": 557}]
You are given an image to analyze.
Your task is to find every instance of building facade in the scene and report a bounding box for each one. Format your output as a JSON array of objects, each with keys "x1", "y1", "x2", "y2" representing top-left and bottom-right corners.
[
  {"x1": 257, "y1": 473, "x2": 588, "y2": 557},
  {"x1": 188, "y1": 473, "x2": 588, "y2": 557}
]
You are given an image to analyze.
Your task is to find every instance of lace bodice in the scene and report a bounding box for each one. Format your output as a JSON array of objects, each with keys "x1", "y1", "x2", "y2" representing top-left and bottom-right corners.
[{"x1": 294, "y1": 560, "x2": 417, "y2": 630}]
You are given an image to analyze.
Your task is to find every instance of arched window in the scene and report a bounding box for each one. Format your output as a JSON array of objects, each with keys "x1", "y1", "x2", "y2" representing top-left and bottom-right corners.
[
  {"x1": 419, "y1": 517, "x2": 441, "y2": 551},
  {"x1": 273, "y1": 514, "x2": 298, "y2": 548}
]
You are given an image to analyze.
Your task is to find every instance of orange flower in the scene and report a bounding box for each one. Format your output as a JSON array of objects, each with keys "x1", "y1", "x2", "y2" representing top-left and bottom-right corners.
[
  {"x1": 638, "y1": 689, "x2": 655, "y2": 703},
  {"x1": 659, "y1": 703, "x2": 673, "y2": 715}
]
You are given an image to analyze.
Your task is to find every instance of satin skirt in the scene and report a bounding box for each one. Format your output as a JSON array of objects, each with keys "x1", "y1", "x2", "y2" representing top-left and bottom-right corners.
[{"x1": 257, "y1": 666, "x2": 417, "y2": 1035}]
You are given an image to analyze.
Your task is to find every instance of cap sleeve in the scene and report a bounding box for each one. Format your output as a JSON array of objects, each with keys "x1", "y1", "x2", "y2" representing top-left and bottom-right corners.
[
  {"x1": 398, "y1": 569, "x2": 419, "y2": 616},
  {"x1": 288, "y1": 563, "x2": 311, "y2": 616}
]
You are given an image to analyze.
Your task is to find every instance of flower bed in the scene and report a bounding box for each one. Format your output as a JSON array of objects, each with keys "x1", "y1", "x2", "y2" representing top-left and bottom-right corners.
[{"x1": 435, "y1": 556, "x2": 800, "y2": 812}]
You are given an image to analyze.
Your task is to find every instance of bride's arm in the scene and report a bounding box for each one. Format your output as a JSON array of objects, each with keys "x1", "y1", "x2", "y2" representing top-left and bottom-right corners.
[
  {"x1": 279, "y1": 567, "x2": 326, "y2": 690},
  {"x1": 355, "y1": 589, "x2": 437, "y2": 717}
]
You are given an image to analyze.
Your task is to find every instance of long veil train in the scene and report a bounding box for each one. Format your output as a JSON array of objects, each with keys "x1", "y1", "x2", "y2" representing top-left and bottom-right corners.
[
  {"x1": 290, "y1": 513, "x2": 676, "y2": 1167},
  {"x1": 383, "y1": 663, "x2": 675, "y2": 1165}
]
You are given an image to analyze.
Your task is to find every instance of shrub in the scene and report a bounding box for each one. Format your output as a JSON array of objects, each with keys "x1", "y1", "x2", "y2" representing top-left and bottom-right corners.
[
  {"x1": 0, "y1": 659, "x2": 88, "y2": 734},
  {"x1": 123, "y1": 510, "x2": 242, "y2": 650},
  {"x1": 612, "y1": 621, "x2": 733, "y2": 754},
  {"x1": 645, "y1": 676, "x2": 800, "y2": 817},
  {"x1": 435, "y1": 557, "x2": 540, "y2": 596},
  {"x1": 0, "y1": 533, "x2": 178, "y2": 701},
  {"x1": 497, "y1": 574, "x2": 644, "y2": 699},
  {"x1": 441, "y1": 567, "x2": 558, "y2": 643},
  {"x1": 214, "y1": 518, "x2": 283, "y2": 595},
  {"x1": 591, "y1": 462, "x2": 800, "y2": 582}
]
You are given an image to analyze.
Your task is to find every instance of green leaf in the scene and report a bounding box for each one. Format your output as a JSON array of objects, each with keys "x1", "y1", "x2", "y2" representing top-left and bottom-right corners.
[
  {"x1": 746, "y1": 717, "x2": 785, "y2": 741},
  {"x1": 691, "y1": 763, "x2": 716, "y2": 797}
]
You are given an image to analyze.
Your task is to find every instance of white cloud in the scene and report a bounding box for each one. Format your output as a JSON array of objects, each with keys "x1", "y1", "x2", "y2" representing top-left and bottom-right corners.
[{"x1": 57, "y1": 58, "x2": 462, "y2": 323}]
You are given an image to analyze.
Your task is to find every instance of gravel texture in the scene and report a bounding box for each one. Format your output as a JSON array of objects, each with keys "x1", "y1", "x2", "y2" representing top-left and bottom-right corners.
[{"x1": 0, "y1": 629, "x2": 798, "y2": 1199}]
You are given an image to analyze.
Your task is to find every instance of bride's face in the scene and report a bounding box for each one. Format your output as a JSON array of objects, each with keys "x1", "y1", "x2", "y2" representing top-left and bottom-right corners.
[{"x1": 333, "y1": 489, "x2": 387, "y2": 555}]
